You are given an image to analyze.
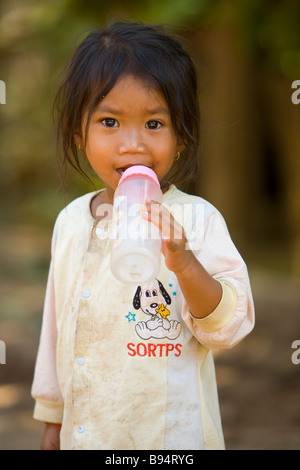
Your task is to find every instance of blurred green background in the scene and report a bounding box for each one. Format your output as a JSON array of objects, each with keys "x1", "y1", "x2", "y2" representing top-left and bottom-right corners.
[{"x1": 0, "y1": 0, "x2": 299, "y2": 450}]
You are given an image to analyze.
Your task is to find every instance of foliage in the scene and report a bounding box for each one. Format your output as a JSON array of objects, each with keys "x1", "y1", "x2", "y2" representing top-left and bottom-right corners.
[{"x1": 0, "y1": 0, "x2": 299, "y2": 226}]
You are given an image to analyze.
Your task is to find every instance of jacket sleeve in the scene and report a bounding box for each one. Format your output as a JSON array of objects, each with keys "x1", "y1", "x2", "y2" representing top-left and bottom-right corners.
[
  {"x1": 31, "y1": 218, "x2": 64, "y2": 423},
  {"x1": 181, "y1": 208, "x2": 255, "y2": 350}
]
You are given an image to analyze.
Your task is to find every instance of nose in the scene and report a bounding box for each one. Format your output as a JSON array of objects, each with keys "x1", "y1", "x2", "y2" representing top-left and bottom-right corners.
[
  {"x1": 118, "y1": 128, "x2": 146, "y2": 155},
  {"x1": 150, "y1": 303, "x2": 158, "y2": 309}
]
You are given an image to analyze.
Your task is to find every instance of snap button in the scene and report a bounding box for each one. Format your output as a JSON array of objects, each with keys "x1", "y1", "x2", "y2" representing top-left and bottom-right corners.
[
  {"x1": 77, "y1": 357, "x2": 85, "y2": 366},
  {"x1": 95, "y1": 227, "x2": 103, "y2": 236},
  {"x1": 78, "y1": 425, "x2": 85, "y2": 433},
  {"x1": 83, "y1": 289, "x2": 91, "y2": 298}
]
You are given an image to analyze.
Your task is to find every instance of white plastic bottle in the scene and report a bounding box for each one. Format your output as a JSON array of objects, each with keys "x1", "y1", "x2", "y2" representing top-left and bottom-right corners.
[{"x1": 110, "y1": 165, "x2": 162, "y2": 284}]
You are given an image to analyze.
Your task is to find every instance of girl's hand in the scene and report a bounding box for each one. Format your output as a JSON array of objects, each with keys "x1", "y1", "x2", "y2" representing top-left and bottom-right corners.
[
  {"x1": 141, "y1": 201, "x2": 222, "y2": 318},
  {"x1": 40, "y1": 423, "x2": 61, "y2": 450},
  {"x1": 141, "y1": 200, "x2": 222, "y2": 319},
  {"x1": 141, "y1": 201, "x2": 196, "y2": 275}
]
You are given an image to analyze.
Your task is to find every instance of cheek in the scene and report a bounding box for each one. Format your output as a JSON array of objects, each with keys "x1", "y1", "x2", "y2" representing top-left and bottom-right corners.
[
  {"x1": 85, "y1": 139, "x2": 103, "y2": 167},
  {"x1": 156, "y1": 152, "x2": 175, "y2": 176},
  {"x1": 85, "y1": 150, "x2": 99, "y2": 172},
  {"x1": 156, "y1": 139, "x2": 176, "y2": 160}
]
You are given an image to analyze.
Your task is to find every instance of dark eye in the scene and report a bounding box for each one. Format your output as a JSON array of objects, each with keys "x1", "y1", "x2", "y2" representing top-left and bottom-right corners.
[
  {"x1": 102, "y1": 118, "x2": 117, "y2": 128},
  {"x1": 152, "y1": 289, "x2": 158, "y2": 296},
  {"x1": 146, "y1": 120, "x2": 161, "y2": 130},
  {"x1": 145, "y1": 290, "x2": 151, "y2": 297}
]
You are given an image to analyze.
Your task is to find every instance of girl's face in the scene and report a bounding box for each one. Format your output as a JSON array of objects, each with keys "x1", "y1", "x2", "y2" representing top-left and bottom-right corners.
[{"x1": 77, "y1": 75, "x2": 184, "y2": 203}]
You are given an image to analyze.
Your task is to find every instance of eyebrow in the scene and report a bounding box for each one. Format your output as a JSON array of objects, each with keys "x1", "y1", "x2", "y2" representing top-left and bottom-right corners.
[{"x1": 95, "y1": 104, "x2": 170, "y2": 116}]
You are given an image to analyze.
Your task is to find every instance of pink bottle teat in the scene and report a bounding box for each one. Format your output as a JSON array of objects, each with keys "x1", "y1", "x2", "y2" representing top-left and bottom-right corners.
[{"x1": 118, "y1": 165, "x2": 160, "y2": 187}]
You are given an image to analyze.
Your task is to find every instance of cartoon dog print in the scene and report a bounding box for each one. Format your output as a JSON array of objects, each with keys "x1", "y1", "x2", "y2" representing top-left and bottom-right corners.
[{"x1": 133, "y1": 279, "x2": 181, "y2": 340}]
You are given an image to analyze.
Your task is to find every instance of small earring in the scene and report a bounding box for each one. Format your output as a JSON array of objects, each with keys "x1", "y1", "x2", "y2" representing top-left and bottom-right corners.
[
  {"x1": 78, "y1": 144, "x2": 83, "y2": 152},
  {"x1": 175, "y1": 151, "x2": 180, "y2": 161}
]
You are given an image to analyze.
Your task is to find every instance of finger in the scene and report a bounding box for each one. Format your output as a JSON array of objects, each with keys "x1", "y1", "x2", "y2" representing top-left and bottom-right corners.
[
  {"x1": 141, "y1": 201, "x2": 186, "y2": 243},
  {"x1": 144, "y1": 203, "x2": 182, "y2": 239}
]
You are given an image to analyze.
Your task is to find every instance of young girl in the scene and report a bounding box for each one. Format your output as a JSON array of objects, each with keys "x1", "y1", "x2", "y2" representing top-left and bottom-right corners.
[{"x1": 32, "y1": 22, "x2": 255, "y2": 450}]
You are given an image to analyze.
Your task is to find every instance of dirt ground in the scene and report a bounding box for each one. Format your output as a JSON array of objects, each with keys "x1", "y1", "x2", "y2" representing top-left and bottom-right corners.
[{"x1": 0, "y1": 224, "x2": 299, "y2": 450}]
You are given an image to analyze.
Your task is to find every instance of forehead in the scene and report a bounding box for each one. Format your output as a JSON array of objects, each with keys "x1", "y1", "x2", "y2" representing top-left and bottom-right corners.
[
  {"x1": 140, "y1": 280, "x2": 160, "y2": 293},
  {"x1": 95, "y1": 74, "x2": 170, "y2": 113}
]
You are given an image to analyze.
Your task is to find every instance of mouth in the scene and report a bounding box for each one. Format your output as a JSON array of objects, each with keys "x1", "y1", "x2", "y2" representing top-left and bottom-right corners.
[
  {"x1": 116, "y1": 164, "x2": 150, "y2": 176},
  {"x1": 145, "y1": 309, "x2": 156, "y2": 316}
]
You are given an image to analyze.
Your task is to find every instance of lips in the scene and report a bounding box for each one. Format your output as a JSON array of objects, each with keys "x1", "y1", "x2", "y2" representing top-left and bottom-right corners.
[{"x1": 116, "y1": 164, "x2": 150, "y2": 176}]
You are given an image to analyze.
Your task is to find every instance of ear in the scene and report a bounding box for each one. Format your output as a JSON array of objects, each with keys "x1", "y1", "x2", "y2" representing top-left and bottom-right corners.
[
  {"x1": 74, "y1": 133, "x2": 82, "y2": 148},
  {"x1": 177, "y1": 142, "x2": 186, "y2": 153},
  {"x1": 157, "y1": 280, "x2": 171, "y2": 305},
  {"x1": 176, "y1": 133, "x2": 186, "y2": 154},
  {"x1": 133, "y1": 286, "x2": 141, "y2": 310}
]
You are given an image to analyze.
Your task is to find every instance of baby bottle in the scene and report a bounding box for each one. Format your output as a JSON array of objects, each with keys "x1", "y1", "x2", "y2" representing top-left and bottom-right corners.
[{"x1": 110, "y1": 165, "x2": 162, "y2": 284}]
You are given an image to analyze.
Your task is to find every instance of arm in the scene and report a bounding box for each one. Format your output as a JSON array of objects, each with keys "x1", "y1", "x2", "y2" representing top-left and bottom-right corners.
[
  {"x1": 142, "y1": 200, "x2": 254, "y2": 349},
  {"x1": 40, "y1": 423, "x2": 61, "y2": 450},
  {"x1": 31, "y1": 217, "x2": 64, "y2": 430},
  {"x1": 31, "y1": 258, "x2": 64, "y2": 423},
  {"x1": 163, "y1": 241, "x2": 222, "y2": 319}
]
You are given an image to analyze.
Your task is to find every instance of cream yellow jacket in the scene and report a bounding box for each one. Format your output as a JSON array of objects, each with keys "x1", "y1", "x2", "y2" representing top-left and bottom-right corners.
[{"x1": 32, "y1": 185, "x2": 255, "y2": 450}]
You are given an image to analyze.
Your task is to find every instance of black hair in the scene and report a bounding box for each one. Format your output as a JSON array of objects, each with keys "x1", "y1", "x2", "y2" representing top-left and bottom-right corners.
[{"x1": 54, "y1": 22, "x2": 200, "y2": 187}]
